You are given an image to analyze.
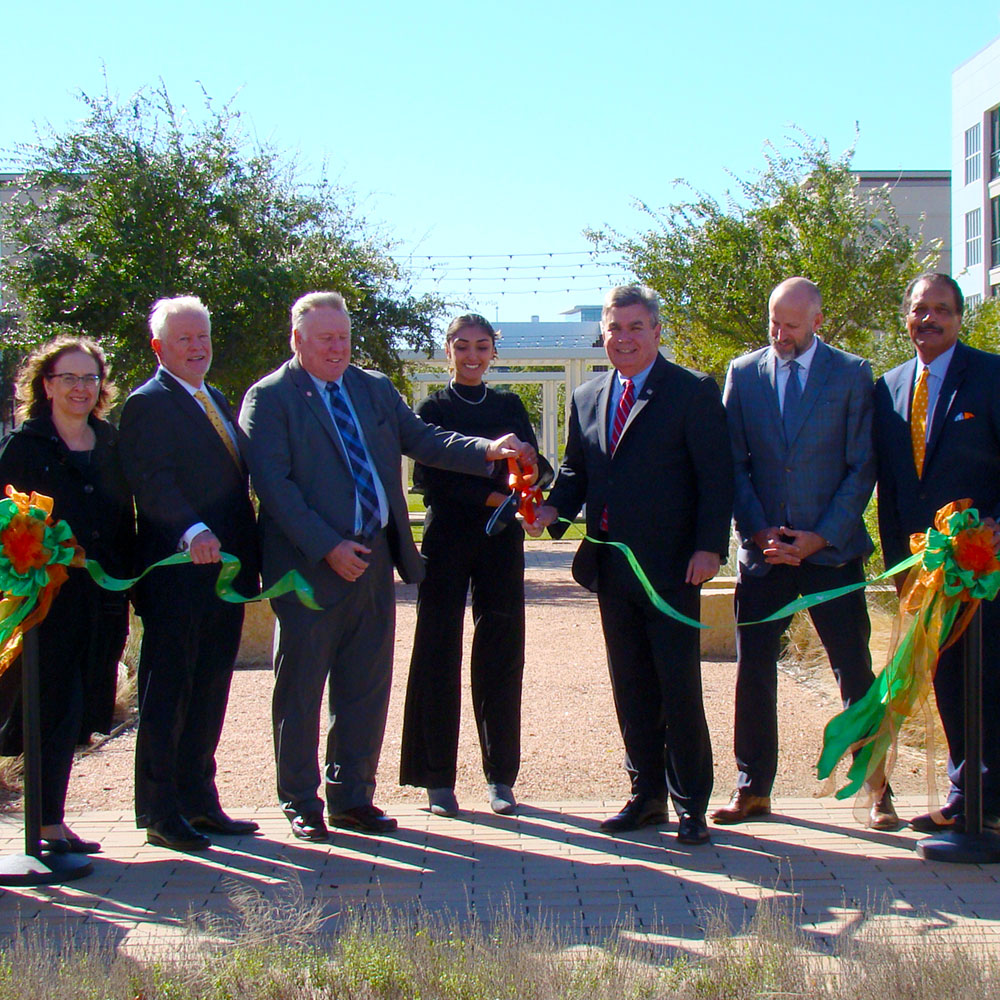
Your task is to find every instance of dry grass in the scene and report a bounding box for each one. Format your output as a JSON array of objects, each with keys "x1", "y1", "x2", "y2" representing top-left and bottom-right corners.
[{"x1": 0, "y1": 882, "x2": 998, "y2": 999}]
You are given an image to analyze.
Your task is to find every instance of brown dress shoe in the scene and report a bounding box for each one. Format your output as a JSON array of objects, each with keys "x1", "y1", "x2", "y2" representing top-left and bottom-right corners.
[
  {"x1": 869, "y1": 788, "x2": 900, "y2": 831},
  {"x1": 710, "y1": 788, "x2": 771, "y2": 824}
]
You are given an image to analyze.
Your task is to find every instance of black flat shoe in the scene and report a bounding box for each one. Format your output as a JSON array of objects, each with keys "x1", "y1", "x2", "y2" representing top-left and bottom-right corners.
[
  {"x1": 187, "y1": 809, "x2": 260, "y2": 835},
  {"x1": 65, "y1": 835, "x2": 102, "y2": 854},
  {"x1": 40, "y1": 837, "x2": 72, "y2": 854}
]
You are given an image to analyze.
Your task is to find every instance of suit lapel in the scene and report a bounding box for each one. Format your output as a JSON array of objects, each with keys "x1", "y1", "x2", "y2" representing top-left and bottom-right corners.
[
  {"x1": 926, "y1": 343, "x2": 969, "y2": 467},
  {"x1": 288, "y1": 359, "x2": 350, "y2": 469},
  {"x1": 613, "y1": 355, "x2": 666, "y2": 452},
  {"x1": 596, "y1": 371, "x2": 613, "y2": 457},
  {"x1": 758, "y1": 350, "x2": 783, "y2": 431},
  {"x1": 157, "y1": 369, "x2": 235, "y2": 468},
  {"x1": 890, "y1": 358, "x2": 916, "y2": 422}
]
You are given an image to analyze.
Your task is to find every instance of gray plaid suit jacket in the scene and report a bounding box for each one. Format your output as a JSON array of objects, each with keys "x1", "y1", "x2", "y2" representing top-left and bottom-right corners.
[{"x1": 723, "y1": 339, "x2": 875, "y2": 576}]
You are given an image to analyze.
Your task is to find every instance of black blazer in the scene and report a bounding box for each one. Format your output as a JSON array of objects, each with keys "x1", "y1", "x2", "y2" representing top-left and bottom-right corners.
[
  {"x1": 546, "y1": 354, "x2": 733, "y2": 594},
  {"x1": 119, "y1": 368, "x2": 259, "y2": 597},
  {"x1": 875, "y1": 340, "x2": 1000, "y2": 569}
]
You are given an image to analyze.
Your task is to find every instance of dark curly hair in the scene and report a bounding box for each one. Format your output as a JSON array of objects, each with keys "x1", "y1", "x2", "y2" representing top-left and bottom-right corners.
[{"x1": 14, "y1": 336, "x2": 118, "y2": 422}]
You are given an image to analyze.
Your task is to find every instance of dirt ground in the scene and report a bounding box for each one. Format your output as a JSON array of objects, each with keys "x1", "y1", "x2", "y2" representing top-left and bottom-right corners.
[{"x1": 65, "y1": 539, "x2": 938, "y2": 818}]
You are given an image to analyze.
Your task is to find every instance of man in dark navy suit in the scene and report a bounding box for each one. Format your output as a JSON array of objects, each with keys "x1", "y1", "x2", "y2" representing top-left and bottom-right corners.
[
  {"x1": 530, "y1": 285, "x2": 732, "y2": 845},
  {"x1": 119, "y1": 295, "x2": 260, "y2": 851},
  {"x1": 875, "y1": 273, "x2": 1000, "y2": 832}
]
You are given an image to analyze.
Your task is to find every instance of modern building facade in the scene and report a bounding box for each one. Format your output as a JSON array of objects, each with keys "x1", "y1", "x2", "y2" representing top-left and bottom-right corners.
[
  {"x1": 953, "y1": 35, "x2": 1000, "y2": 306},
  {"x1": 854, "y1": 170, "x2": 951, "y2": 276}
]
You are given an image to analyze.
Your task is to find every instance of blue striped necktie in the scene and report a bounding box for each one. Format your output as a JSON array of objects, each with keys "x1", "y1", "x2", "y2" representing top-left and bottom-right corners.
[{"x1": 326, "y1": 381, "x2": 381, "y2": 538}]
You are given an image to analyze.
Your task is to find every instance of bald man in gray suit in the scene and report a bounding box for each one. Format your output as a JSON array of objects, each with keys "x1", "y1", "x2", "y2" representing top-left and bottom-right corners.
[{"x1": 714, "y1": 277, "x2": 896, "y2": 831}]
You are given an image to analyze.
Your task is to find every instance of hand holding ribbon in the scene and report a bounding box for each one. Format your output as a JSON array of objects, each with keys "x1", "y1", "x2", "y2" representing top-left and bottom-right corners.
[{"x1": 0, "y1": 483, "x2": 321, "y2": 678}]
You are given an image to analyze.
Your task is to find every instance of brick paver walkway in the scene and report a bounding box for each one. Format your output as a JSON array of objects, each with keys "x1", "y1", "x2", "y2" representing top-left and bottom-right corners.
[{"x1": 2, "y1": 795, "x2": 998, "y2": 959}]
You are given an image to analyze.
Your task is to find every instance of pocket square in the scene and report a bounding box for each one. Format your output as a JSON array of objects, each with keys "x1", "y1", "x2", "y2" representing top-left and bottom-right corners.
[{"x1": 954, "y1": 411, "x2": 976, "y2": 421}]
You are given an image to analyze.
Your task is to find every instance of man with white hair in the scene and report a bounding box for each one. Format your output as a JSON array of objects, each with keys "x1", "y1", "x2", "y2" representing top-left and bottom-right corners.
[
  {"x1": 119, "y1": 295, "x2": 260, "y2": 851},
  {"x1": 239, "y1": 291, "x2": 533, "y2": 842}
]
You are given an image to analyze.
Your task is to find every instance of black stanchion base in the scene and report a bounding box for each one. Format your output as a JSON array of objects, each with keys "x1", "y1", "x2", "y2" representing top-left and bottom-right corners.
[
  {"x1": 917, "y1": 829, "x2": 1000, "y2": 864},
  {"x1": 0, "y1": 851, "x2": 92, "y2": 886}
]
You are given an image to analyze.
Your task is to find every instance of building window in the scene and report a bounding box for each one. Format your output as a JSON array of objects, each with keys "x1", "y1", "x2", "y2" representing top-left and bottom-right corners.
[
  {"x1": 993, "y1": 197, "x2": 1000, "y2": 269},
  {"x1": 992, "y1": 109, "x2": 1000, "y2": 180},
  {"x1": 967, "y1": 123, "x2": 982, "y2": 184},
  {"x1": 967, "y1": 293, "x2": 983, "y2": 311},
  {"x1": 967, "y1": 208, "x2": 983, "y2": 267}
]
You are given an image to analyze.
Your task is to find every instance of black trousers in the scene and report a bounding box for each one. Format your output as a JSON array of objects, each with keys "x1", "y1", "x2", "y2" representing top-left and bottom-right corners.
[
  {"x1": 399, "y1": 517, "x2": 524, "y2": 789},
  {"x1": 933, "y1": 595, "x2": 1000, "y2": 814},
  {"x1": 595, "y1": 547, "x2": 713, "y2": 818},
  {"x1": 733, "y1": 559, "x2": 873, "y2": 796},
  {"x1": 134, "y1": 564, "x2": 243, "y2": 827},
  {"x1": 0, "y1": 571, "x2": 126, "y2": 826}
]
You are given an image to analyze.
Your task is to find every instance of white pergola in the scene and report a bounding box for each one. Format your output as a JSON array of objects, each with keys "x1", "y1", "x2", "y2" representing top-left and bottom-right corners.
[{"x1": 402, "y1": 346, "x2": 609, "y2": 467}]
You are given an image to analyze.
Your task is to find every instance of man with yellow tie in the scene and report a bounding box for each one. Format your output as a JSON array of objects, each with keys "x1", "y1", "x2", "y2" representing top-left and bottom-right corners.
[
  {"x1": 874, "y1": 272, "x2": 1000, "y2": 833},
  {"x1": 119, "y1": 295, "x2": 261, "y2": 851}
]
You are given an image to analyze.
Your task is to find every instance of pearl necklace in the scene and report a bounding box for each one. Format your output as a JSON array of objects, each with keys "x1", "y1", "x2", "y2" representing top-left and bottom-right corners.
[{"x1": 448, "y1": 379, "x2": 488, "y2": 405}]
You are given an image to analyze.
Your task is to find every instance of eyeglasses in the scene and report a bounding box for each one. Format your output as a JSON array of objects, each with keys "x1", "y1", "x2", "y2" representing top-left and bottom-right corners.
[{"x1": 46, "y1": 373, "x2": 102, "y2": 388}]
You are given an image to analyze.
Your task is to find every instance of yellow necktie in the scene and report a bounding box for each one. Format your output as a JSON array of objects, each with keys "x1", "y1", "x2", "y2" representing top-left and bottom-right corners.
[
  {"x1": 194, "y1": 389, "x2": 241, "y2": 468},
  {"x1": 911, "y1": 368, "x2": 929, "y2": 478}
]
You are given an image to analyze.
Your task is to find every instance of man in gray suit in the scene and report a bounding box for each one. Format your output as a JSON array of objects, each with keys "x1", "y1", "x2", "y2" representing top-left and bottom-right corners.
[
  {"x1": 712, "y1": 277, "x2": 897, "y2": 830},
  {"x1": 239, "y1": 292, "x2": 532, "y2": 842}
]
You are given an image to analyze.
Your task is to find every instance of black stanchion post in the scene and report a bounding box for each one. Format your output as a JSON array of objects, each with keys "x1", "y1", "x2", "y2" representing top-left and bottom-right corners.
[
  {"x1": 0, "y1": 626, "x2": 92, "y2": 885},
  {"x1": 918, "y1": 607, "x2": 1000, "y2": 863}
]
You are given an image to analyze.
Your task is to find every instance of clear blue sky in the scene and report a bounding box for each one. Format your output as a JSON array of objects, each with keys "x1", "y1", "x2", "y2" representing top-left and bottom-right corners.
[{"x1": 3, "y1": 0, "x2": 999, "y2": 325}]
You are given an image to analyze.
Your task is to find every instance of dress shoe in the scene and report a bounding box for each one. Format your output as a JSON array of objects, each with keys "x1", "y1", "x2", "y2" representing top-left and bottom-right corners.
[
  {"x1": 65, "y1": 835, "x2": 102, "y2": 853},
  {"x1": 599, "y1": 796, "x2": 668, "y2": 833},
  {"x1": 290, "y1": 811, "x2": 329, "y2": 842},
  {"x1": 710, "y1": 788, "x2": 772, "y2": 825},
  {"x1": 41, "y1": 830, "x2": 101, "y2": 854},
  {"x1": 868, "y1": 788, "x2": 900, "y2": 831},
  {"x1": 677, "y1": 813, "x2": 710, "y2": 845},
  {"x1": 40, "y1": 838, "x2": 72, "y2": 854},
  {"x1": 146, "y1": 815, "x2": 210, "y2": 852},
  {"x1": 909, "y1": 800, "x2": 962, "y2": 833},
  {"x1": 910, "y1": 805, "x2": 1000, "y2": 834},
  {"x1": 487, "y1": 782, "x2": 517, "y2": 815},
  {"x1": 428, "y1": 788, "x2": 459, "y2": 817},
  {"x1": 329, "y1": 804, "x2": 398, "y2": 834},
  {"x1": 187, "y1": 808, "x2": 260, "y2": 835}
]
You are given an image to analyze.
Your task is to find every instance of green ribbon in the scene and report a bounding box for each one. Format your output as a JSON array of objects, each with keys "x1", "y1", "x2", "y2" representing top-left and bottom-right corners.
[
  {"x1": 85, "y1": 552, "x2": 321, "y2": 609},
  {"x1": 559, "y1": 519, "x2": 921, "y2": 630}
]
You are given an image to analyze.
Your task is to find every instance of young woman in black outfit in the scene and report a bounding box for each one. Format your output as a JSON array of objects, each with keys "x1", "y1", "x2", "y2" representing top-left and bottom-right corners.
[{"x1": 399, "y1": 315, "x2": 550, "y2": 816}]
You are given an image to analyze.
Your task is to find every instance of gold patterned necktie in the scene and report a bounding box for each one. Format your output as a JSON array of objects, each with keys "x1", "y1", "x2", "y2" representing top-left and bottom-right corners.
[
  {"x1": 911, "y1": 367, "x2": 929, "y2": 478},
  {"x1": 194, "y1": 389, "x2": 241, "y2": 468}
]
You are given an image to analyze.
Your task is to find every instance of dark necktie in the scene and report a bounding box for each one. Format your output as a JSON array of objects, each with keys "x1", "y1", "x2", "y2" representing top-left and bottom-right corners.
[
  {"x1": 782, "y1": 360, "x2": 802, "y2": 441},
  {"x1": 326, "y1": 381, "x2": 381, "y2": 538},
  {"x1": 601, "y1": 377, "x2": 636, "y2": 531}
]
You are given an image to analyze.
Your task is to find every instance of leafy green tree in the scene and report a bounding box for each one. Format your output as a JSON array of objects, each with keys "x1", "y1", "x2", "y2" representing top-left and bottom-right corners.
[
  {"x1": 961, "y1": 296, "x2": 1000, "y2": 354},
  {"x1": 588, "y1": 133, "x2": 936, "y2": 380},
  {"x1": 1, "y1": 82, "x2": 443, "y2": 405}
]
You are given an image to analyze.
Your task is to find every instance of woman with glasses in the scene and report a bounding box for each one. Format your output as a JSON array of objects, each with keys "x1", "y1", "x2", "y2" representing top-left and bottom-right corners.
[
  {"x1": 0, "y1": 336, "x2": 134, "y2": 854},
  {"x1": 399, "y1": 315, "x2": 551, "y2": 817}
]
